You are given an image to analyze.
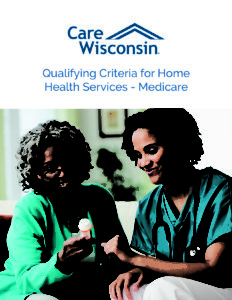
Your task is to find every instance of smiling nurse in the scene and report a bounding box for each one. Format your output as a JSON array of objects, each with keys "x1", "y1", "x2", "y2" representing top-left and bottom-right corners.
[
  {"x1": 102, "y1": 108, "x2": 232, "y2": 300},
  {"x1": 131, "y1": 129, "x2": 164, "y2": 185}
]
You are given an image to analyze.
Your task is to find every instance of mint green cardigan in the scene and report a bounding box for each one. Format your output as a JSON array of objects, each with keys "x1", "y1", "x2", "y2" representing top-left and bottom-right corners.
[{"x1": 0, "y1": 184, "x2": 127, "y2": 300}]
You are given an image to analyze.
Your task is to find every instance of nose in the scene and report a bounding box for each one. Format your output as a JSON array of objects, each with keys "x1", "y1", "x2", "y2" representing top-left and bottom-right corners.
[
  {"x1": 138, "y1": 155, "x2": 150, "y2": 169},
  {"x1": 57, "y1": 166, "x2": 65, "y2": 177}
]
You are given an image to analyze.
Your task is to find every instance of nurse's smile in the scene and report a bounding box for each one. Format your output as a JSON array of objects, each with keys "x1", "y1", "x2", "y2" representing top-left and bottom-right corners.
[{"x1": 132, "y1": 128, "x2": 165, "y2": 185}]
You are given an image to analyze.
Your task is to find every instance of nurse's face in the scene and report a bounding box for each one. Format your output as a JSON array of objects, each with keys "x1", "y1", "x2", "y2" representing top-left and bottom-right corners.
[{"x1": 132, "y1": 128, "x2": 165, "y2": 185}]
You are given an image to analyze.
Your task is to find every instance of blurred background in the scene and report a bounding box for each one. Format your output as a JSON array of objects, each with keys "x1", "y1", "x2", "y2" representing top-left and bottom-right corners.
[{"x1": 1, "y1": 108, "x2": 232, "y2": 202}]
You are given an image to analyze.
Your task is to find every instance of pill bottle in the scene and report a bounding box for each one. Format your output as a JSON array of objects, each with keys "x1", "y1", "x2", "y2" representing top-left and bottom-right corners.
[{"x1": 78, "y1": 218, "x2": 93, "y2": 239}]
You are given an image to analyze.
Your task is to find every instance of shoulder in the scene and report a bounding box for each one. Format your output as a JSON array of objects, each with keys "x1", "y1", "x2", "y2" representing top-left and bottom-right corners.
[
  {"x1": 200, "y1": 167, "x2": 231, "y2": 185},
  {"x1": 14, "y1": 191, "x2": 51, "y2": 218},
  {"x1": 81, "y1": 183, "x2": 114, "y2": 205},
  {"x1": 199, "y1": 167, "x2": 232, "y2": 193},
  {"x1": 81, "y1": 183, "x2": 113, "y2": 197},
  {"x1": 198, "y1": 167, "x2": 232, "y2": 206},
  {"x1": 10, "y1": 192, "x2": 52, "y2": 234},
  {"x1": 137, "y1": 185, "x2": 162, "y2": 214}
]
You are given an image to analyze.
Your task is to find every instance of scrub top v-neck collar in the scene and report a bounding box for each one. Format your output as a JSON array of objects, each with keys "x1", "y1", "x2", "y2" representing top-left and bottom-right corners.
[{"x1": 163, "y1": 190, "x2": 194, "y2": 229}]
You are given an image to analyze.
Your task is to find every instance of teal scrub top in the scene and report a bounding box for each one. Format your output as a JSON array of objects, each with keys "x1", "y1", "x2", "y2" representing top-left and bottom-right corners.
[{"x1": 131, "y1": 167, "x2": 232, "y2": 262}]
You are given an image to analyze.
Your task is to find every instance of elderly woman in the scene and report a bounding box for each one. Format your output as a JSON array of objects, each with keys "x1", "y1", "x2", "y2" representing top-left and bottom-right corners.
[
  {"x1": 102, "y1": 109, "x2": 232, "y2": 300},
  {"x1": 0, "y1": 120, "x2": 128, "y2": 300}
]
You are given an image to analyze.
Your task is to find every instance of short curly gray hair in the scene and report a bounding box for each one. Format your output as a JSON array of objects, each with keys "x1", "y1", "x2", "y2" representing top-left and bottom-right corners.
[{"x1": 16, "y1": 120, "x2": 93, "y2": 193}]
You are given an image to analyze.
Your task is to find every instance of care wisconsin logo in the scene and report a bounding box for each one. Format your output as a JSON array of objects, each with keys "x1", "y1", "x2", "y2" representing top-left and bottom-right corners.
[{"x1": 67, "y1": 23, "x2": 164, "y2": 55}]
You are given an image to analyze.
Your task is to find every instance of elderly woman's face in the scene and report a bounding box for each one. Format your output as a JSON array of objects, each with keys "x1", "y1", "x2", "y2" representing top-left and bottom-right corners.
[
  {"x1": 37, "y1": 146, "x2": 74, "y2": 191},
  {"x1": 132, "y1": 128, "x2": 165, "y2": 184}
]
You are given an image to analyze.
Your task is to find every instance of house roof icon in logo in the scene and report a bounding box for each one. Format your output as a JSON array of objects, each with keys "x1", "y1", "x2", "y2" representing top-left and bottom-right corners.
[{"x1": 106, "y1": 23, "x2": 164, "y2": 40}]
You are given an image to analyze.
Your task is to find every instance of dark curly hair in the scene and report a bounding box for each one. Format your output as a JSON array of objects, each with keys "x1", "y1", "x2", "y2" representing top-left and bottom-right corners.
[
  {"x1": 122, "y1": 108, "x2": 204, "y2": 166},
  {"x1": 16, "y1": 120, "x2": 93, "y2": 193}
]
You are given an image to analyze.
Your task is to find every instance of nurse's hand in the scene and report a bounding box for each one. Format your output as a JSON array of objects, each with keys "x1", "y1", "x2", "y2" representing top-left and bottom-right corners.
[
  {"x1": 102, "y1": 235, "x2": 130, "y2": 263},
  {"x1": 56, "y1": 235, "x2": 93, "y2": 273},
  {"x1": 109, "y1": 268, "x2": 144, "y2": 300}
]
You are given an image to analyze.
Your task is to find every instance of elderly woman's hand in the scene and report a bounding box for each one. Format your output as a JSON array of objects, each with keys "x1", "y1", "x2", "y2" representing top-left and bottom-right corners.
[
  {"x1": 101, "y1": 235, "x2": 130, "y2": 263},
  {"x1": 56, "y1": 235, "x2": 93, "y2": 273},
  {"x1": 109, "y1": 268, "x2": 144, "y2": 300}
]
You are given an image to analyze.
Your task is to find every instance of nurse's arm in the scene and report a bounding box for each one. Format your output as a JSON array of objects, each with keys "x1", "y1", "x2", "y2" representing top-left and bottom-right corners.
[{"x1": 127, "y1": 241, "x2": 229, "y2": 284}]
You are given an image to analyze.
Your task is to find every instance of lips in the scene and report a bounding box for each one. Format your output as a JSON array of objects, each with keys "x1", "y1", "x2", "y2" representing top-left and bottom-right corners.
[
  {"x1": 145, "y1": 167, "x2": 158, "y2": 176},
  {"x1": 59, "y1": 182, "x2": 68, "y2": 188}
]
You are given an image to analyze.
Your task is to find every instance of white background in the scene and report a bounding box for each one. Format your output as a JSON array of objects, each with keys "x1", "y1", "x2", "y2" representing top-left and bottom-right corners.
[
  {"x1": 1, "y1": 0, "x2": 232, "y2": 109},
  {"x1": 1, "y1": 1, "x2": 232, "y2": 201}
]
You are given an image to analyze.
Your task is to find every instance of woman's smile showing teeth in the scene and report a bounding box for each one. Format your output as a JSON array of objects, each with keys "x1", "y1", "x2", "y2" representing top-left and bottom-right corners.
[{"x1": 59, "y1": 182, "x2": 68, "y2": 188}]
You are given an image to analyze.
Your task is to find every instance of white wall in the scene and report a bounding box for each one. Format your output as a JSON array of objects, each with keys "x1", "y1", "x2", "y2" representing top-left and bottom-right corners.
[
  {"x1": 188, "y1": 108, "x2": 232, "y2": 176},
  {"x1": 3, "y1": 110, "x2": 56, "y2": 201}
]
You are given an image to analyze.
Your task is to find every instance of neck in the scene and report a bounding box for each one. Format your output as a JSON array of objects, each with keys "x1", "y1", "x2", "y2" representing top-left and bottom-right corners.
[
  {"x1": 47, "y1": 185, "x2": 87, "y2": 222},
  {"x1": 163, "y1": 166, "x2": 197, "y2": 199},
  {"x1": 163, "y1": 166, "x2": 197, "y2": 213}
]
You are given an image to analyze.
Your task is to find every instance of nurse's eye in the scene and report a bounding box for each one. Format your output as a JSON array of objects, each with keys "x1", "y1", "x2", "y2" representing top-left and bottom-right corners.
[{"x1": 147, "y1": 146, "x2": 159, "y2": 155}]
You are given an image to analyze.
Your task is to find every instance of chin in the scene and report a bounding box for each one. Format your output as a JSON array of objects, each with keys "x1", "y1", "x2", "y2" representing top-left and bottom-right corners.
[{"x1": 149, "y1": 175, "x2": 162, "y2": 185}]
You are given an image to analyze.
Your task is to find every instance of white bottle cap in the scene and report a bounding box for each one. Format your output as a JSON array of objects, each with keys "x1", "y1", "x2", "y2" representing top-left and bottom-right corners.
[{"x1": 78, "y1": 218, "x2": 92, "y2": 232}]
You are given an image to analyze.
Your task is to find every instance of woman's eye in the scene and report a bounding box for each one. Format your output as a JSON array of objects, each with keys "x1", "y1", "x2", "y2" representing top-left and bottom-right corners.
[
  {"x1": 148, "y1": 147, "x2": 159, "y2": 154},
  {"x1": 44, "y1": 165, "x2": 56, "y2": 174}
]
